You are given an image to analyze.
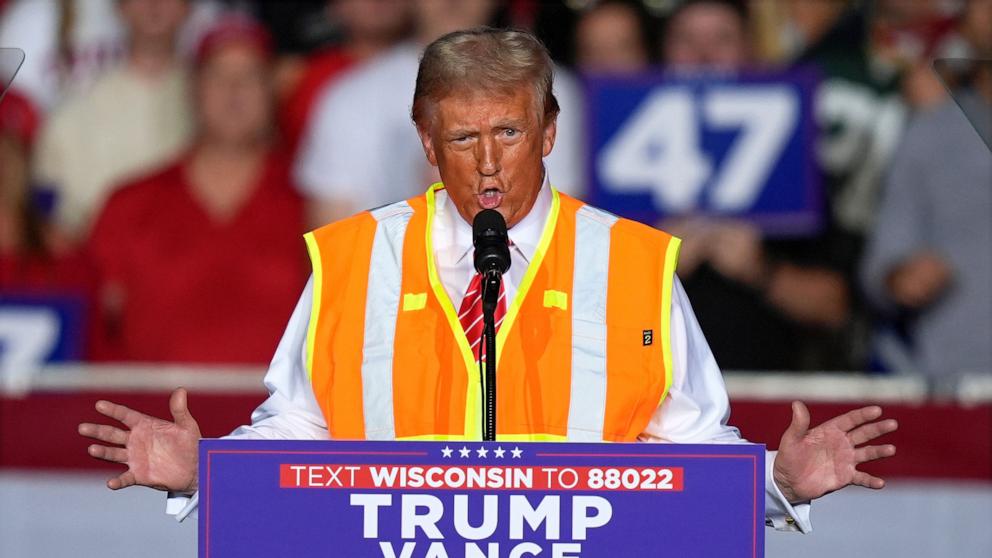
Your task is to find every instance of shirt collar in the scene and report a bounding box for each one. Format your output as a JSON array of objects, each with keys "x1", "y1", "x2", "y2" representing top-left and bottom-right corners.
[{"x1": 436, "y1": 171, "x2": 553, "y2": 267}]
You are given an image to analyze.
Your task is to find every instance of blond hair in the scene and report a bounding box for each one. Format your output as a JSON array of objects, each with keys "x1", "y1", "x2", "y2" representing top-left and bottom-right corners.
[{"x1": 411, "y1": 27, "x2": 560, "y2": 130}]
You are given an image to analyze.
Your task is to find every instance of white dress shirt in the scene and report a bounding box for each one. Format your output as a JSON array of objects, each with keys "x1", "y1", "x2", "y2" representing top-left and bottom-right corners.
[{"x1": 168, "y1": 176, "x2": 812, "y2": 533}]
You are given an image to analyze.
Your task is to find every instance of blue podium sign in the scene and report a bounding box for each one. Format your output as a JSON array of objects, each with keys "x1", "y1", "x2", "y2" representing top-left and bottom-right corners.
[
  {"x1": 200, "y1": 440, "x2": 765, "y2": 557},
  {"x1": 586, "y1": 69, "x2": 821, "y2": 236}
]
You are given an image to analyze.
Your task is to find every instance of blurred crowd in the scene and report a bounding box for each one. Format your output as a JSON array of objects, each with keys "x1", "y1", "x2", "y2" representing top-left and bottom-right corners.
[{"x1": 0, "y1": 0, "x2": 988, "y2": 380}]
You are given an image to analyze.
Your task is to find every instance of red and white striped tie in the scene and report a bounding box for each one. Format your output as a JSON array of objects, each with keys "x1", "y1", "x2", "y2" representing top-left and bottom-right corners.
[{"x1": 457, "y1": 272, "x2": 507, "y2": 363}]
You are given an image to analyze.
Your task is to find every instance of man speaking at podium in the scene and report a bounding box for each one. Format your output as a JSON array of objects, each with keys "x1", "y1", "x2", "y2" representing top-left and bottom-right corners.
[{"x1": 79, "y1": 28, "x2": 897, "y2": 534}]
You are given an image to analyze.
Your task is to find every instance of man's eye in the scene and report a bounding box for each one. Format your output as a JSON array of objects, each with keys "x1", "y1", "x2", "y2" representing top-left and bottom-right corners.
[{"x1": 504, "y1": 129, "x2": 518, "y2": 137}]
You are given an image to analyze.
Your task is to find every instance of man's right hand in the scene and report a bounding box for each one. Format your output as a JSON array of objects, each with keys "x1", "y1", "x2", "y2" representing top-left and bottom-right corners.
[{"x1": 78, "y1": 387, "x2": 201, "y2": 493}]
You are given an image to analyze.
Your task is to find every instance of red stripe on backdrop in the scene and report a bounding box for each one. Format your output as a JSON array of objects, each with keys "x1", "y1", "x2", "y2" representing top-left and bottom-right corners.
[
  {"x1": 729, "y1": 400, "x2": 992, "y2": 481},
  {"x1": 1, "y1": 391, "x2": 989, "y2": 480},
  {"x1": 0, "y1": 391, "x2": 263, "y2": 470}
]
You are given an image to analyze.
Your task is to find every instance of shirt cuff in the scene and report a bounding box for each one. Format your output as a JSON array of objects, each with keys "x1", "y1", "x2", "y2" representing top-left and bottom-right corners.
[
  {"x1": 764, "y1": 450, "x2": 813, "y2": 533},
  {"x1": 166, "y1": 491, "x2": 199, "y2": 523}
]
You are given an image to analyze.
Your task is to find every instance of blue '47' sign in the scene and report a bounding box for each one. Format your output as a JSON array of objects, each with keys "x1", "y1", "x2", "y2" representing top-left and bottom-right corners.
[{"x1": 586, "y1": 69, "x2": 821, "y2": 235}]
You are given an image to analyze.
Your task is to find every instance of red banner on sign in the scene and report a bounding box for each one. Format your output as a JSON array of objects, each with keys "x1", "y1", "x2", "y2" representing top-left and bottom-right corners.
[{"x1": 279, "y1": 464, "x2": 685, "y2": 492}]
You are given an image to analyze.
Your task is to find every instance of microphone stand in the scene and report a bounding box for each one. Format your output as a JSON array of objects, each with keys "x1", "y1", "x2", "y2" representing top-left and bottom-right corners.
[
  {"x1": 480, "y1": 269, "x2": 501, "y2": 441},
  {"x1": 472, "y1": 208, "x2": 510, "y2": 442}
]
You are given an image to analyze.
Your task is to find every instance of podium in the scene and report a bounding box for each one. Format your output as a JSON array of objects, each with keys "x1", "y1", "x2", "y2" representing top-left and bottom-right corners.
[{"x1": 199, "y1": 440, "x2": 765, "y2": 557}]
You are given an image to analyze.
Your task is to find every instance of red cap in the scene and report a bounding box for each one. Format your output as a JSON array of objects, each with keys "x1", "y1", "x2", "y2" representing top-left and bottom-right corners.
[
  {"x1": 194, "y1": 14, "x2": 274, "y2": 67},
  {"x1": 0, "y1": 88, "x2": 40, "y2": 149}
]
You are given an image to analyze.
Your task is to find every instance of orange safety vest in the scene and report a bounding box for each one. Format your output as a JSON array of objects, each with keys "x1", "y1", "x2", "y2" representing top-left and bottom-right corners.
[{"x1": 303, "y1": 184, "x2": 681, "y2": 442}]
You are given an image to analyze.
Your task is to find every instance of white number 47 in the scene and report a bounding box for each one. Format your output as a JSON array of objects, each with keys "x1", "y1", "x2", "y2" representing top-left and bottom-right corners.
[{"x1": 597, "y1": 85, "x2": 798, "y2": 213}]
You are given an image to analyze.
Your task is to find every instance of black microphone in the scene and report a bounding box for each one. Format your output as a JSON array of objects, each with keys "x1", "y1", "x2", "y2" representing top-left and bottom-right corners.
[
  {"x1": 472, "y1": 209, "x2": 511, "y2": 276},
  {"x1": 471, "y1": 209, "x2": 509, "y2": 442}
]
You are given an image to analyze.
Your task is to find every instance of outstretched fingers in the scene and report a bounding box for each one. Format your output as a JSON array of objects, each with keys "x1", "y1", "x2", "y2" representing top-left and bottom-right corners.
[
  {"x1": 107, "y1": 470, "x2": 137, "y2": 490},
  {"x1": 94, "y1": 400, "x2": 145, "y2": 428},
  {"x1": 824, "y1": 405, "x2": 883, "y2": 433},
  {"x1": 78, "y1": 423, "x2": 129, "y2": 446},
  {"x1": 169, "y1": 387, "x2": 194, "y2": 428},
  {"x1": 852, "y1": 470, "x2": 886, "y2": 490},
  {"x1": 848, "y1": 418, "x2": 899, "y2": 446},
  {"x1": 782, "y1": 401, "x2": 811, "y2": 443},
  {"x1": 855, "y1": 444, "x2": 897, "y2": 464},
  {"x1": 87, "y1": 444, "x2": 128, "y2": 464}
]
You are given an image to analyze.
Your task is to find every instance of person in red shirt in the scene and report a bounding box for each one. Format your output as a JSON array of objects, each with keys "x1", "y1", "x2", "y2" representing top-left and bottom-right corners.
[
  {"x1": 87, "y1": 16, "x2": 307, "y2": 364},
  {"x1": 1, "y1": 88, "x2": 91, "y2": 293}
]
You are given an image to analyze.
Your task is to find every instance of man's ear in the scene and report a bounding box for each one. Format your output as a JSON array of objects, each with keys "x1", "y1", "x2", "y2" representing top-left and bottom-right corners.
[
  {"x1": 418, "y1": 125, "x2": 439, "y2": 167},
  {"x1": 541, "y1": 115, "x2": 558, "y2": 158}
]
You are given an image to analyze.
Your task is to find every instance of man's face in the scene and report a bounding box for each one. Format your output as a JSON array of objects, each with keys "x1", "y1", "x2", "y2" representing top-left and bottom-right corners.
[
  {"x1": 576, "y1": 4, "x2": 649, "y2": 73},
  {"x1": 418, "y1": 87, "x2": 556, "y2": 228},
  {"x1": 195, "y1": 43, "x2": 272, "y2": 146},
  {"x1": 118, "y1": 0, "x2": 189, "y2": 45},
  {"x1": 663, "y1": 3, "x2": 748, "y2": 71}
]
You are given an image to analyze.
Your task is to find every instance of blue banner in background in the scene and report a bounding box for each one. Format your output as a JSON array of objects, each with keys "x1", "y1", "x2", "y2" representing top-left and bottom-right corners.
[
  {"x1": 0, "y1": 294, "x2": 85, "y2": 364},
  {"x1": 585, "y1": 69, "x2": 821, "y2": 236},
  {"x1": 200, "y1": 439, "x2": 765, "y2": 558}
]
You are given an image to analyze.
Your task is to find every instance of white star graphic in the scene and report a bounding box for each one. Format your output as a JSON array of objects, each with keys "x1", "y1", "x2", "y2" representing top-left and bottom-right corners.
[
  {"x1": 459, "y1": 446, "x2": 471, "y2": 458},
  {"x1": 441, "y1": 446, "x2": 453, "y2": 458},
  {"x1": 476, "y1": 447, "x2": 489, "y2": 458},
  {"x1": 511, "y1": 446, "x2": 523, "y2": 459},
  {"x1": 493, "y1": 446, "x2": 506, "y2": 458}
]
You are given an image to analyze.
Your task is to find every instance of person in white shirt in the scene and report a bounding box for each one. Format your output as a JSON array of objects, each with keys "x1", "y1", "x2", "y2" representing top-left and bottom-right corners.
[
  {"x1": 32, "y1": 0, "x2": 194, "y2": 238},
  {"x1": 0, "y1": 0, "x2": 126, "y2": 113},
  {"x1": 79, "y1": 26, "x2": 898, "y2": 536}
]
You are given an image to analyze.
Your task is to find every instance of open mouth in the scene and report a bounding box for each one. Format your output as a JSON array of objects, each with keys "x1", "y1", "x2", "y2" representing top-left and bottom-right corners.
[{"x1": 477, "y1": 188, "x2": 504, "y2": 209}]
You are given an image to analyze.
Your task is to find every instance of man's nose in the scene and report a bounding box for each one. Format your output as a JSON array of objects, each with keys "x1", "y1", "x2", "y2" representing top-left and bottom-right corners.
[{"x1": 476, "y1": 136, "x2": 501, "y2": 176}]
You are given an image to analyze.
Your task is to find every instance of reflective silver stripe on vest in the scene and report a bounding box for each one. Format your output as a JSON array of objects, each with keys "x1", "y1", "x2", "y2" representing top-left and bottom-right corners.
[
  {"x1": 360, "y1": 202, "x2": 413, "y2": 439},
  {"x1": 567, "y1": 205, "x2": 619, "y2": 441}
]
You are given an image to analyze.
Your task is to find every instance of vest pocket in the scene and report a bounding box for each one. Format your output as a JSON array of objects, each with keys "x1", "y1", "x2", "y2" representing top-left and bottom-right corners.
[{"x1": 603, "y1": 322, "x2": 664, "y2": 440}]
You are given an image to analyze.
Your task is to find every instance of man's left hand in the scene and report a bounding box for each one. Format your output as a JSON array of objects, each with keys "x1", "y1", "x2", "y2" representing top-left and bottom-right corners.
[{"x1": 773, "y1": 401, "x2": 898, "y2": 503}]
